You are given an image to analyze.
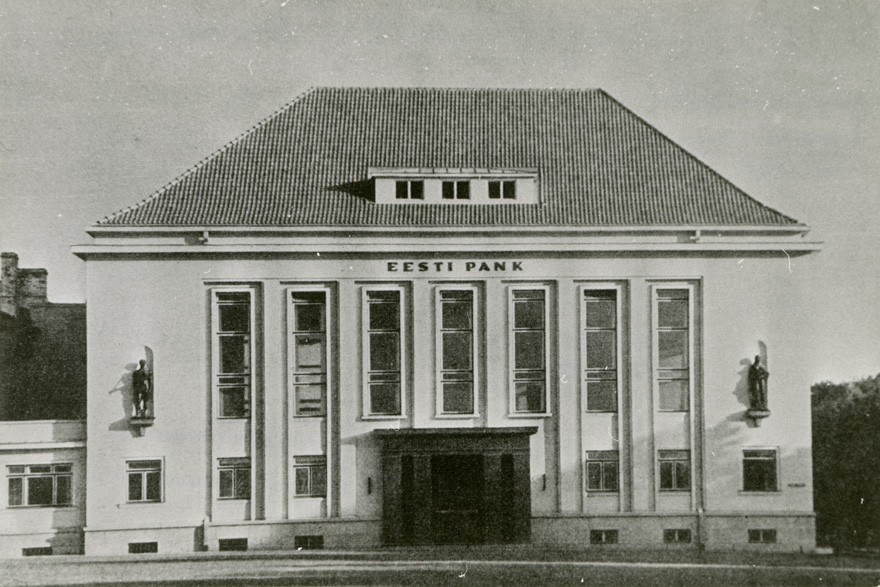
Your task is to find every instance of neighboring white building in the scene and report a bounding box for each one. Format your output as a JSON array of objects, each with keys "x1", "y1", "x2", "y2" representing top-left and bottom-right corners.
[{"x1": 2, "y1": 88, "x2": 821, "y2": 556}]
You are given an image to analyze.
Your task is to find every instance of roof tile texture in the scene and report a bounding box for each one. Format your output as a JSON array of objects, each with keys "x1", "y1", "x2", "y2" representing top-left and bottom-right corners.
[{"x1": 100, "y1": 87, "x2": 799, "y2": 227}]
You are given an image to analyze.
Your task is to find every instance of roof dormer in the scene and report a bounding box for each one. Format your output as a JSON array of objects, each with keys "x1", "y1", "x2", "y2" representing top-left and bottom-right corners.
[{"x1": 368, "y1": 167, "x2": 540, "y2": 205}]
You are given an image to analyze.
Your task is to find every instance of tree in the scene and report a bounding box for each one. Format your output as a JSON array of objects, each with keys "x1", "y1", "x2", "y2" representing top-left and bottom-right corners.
[{"x1": 812, "y1": 374, "x2": 880, "y2": 548}]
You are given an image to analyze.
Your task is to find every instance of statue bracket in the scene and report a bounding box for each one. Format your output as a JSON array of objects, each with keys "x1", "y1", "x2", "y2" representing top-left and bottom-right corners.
[
  {"x1": 746, "y1": 408, "x2": 771, "y2": 426},
  {"x1": 130, "y1": 415, "x2": 155, "y2": 436}
]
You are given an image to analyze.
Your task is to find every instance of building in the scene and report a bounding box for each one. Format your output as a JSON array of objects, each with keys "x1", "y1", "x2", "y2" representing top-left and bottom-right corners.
[
  {"x1": 1, "y1": 87, "x2": 822, "y2": 557},
  {"x1": 0, "y1": 253, "x2": 86, "y2": 556}
]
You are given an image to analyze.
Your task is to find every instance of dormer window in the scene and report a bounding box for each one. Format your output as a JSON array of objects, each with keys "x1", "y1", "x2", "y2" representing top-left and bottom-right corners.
[
  {"x1": 488, "y1": 180, "x2": 516, "y2": 200},
  {"x1": 442, "y1": 181, "x2": 470, "y2": 200},
  {"x1": 369, "y1": 168, "x2": 539, "y2": 205},
  {"x1": 395, "y1": 180, "x2": 424, "y2": 200}
]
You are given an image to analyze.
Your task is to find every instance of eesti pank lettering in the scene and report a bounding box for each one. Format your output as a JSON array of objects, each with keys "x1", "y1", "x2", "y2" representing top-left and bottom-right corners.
[{"x1": 386, "y1": 261, "x2": 524, "y2": 272}]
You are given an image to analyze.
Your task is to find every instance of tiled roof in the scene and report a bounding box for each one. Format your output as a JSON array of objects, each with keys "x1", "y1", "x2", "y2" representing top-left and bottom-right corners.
[{"x1": 99, "y1": 87, "x2": 800, "y2": 227}]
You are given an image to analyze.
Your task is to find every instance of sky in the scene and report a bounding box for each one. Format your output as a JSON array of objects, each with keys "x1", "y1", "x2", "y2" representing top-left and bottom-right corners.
[{"x1": 1, "y1": 0, "x2": 878, "y2": 382}]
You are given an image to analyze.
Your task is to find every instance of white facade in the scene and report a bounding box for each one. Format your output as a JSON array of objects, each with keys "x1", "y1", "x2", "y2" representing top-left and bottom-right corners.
[{"x1": 0, "y1": 87, "x2": 822, "y2": 556}]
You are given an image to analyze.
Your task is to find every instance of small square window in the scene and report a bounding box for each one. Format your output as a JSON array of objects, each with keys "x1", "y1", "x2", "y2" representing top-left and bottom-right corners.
[
  {"x1": 586, "y1": 451, "x2": 619, "y2": 492},
  {"x1": 743, "y1": 449, "x2": 778, "y2": 492},
  {"x1": 127, "y1": 460, "x2": 162, "y2": 503},
  {"x1": 748, "y1": 529, "x2": 777, "y2": 544},
  {"x1": 218, "y1": 458, "x2": 251, "y2": 500},
  {"x1": 590, "y1": 529, "x2": 618, "y2": 544},
  {"x1": 441, "y1": 180, "x2": 470, "y2": 200},
  {"x1": 219, "y1": 538, "x2": 248, "y2": 551},
  {"x1": 294, "y1": 535, "x2": 324, "y2": 550},
  {"x1": 293, "y1": 456, "x2": 327, "y2": 497},
  {"x1": 663, "y1": 529, "x2": 692, "y2": 544},
  {"x1": 658, "y1": 450, "x2": 690, "y2": 492}
]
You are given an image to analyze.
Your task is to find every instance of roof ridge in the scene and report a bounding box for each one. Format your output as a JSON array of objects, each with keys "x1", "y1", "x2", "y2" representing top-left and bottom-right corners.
[
  {"x1": 314, "y1": 86, "x2": 603, "y2": 93},
  {"x1": 596, "y1": 90, "x2": 803, "y2": 226},
  {"x1": 98, "y1": 86, "x2": 319, "y2": 224}
]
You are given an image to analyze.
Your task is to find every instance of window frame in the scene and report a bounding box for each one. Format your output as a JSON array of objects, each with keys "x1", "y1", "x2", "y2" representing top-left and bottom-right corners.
[
  {"x1": 651, "y1": 285, "x2": 694, "y2": 413},
  {"x1": 435, "y1": 284, "x2": 480, "y2": 417},
  {"x1": 663, "y1": 529, "x2": 692, "y2": 544},
  {"x1": 217, "y1": 457, "x2": 251, "y2": 500},
  {"x1": 395, "y1": 180, "x2": 424, "y2": 200},
  {"x1": 488, "y1": 180, "x2": 516, "y2": 200},
  {"x1": 658, "y1": 449, "x2": 691, "y2": 493},
  {"x1": 508, "y1": 285, "x2": 551, "y2": 416},
  {"x1": 7, "y1": 463, "x2": 73, "y2": 508},
  {"x1": 126, "y1": 459, "x2": 163, "y2": 504},
  {"x1": 589, "y1": 529, "x2": 619, "y2": 544},
  {"x1": 585, "y1": 451, "x2": 620, "y2": 493},
  {"x1": 287, "y1": 287, "x2": 331, "y2": 418},
  {"x1": 293, "y1": 456, "x2": 327, "y2": 498},
  {"x1": 748, "y1": 529, "x2": 777, "y2": 544},
  {"x1": 580, "y1": 285, "x2": 623, "y2": 413},
  {"x1": 441, "y1": 180, "x2": 471, "y2": 200},
  {"x1": 211, "y1": 288, "x2": 256, "y2": 420},
  {"x1": 361, "y1": 285, "x2": 407, "y2": 419},
  {"x1": 742, "y1": 448, "x2": 779, "y2": 493}
]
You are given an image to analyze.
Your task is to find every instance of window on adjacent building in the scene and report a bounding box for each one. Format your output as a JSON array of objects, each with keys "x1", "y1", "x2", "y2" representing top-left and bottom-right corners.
[
  {"x1": 655, "y1": 289, "x2": 690, "y2": 411},
  {"x1": 437, "y1": 288, "x2": 477, "y2": 415},
  {"x1": 7, "y1": 464, "x2": 72, "y2": 507},
  {"x1": 363, "y1": 288, "x2": 404, "y2": 416},
  {"x1": 743, "y1": 449, "x2": 778, "y2": 492},
  {"x1": 585, "y1": 451, "x2": 619, "y2": 492},
  {"x1": 218, "y1": 458, "x2": 251, "y2": 500},
  {"x1": 293, "y1": 456, "x2": 327, "y2": 497},
  {"x1": 488, "y1": 180, "x2": 516, "y2": 200},
  {"x1": 658, "y1": 450, "x2": 690, "y2": 492},
  {"x1": 590, "y1": 530, "x2": 618, "y2": 544},
  {"x1": 510, "y1": 288, "x2": 548, "y2": 414},
  {"x1": 213, "y1": 290, "x2": 253, "y2": 418},
  {"x1": 664, "y1": 529, "x2": 692, "y2": 544},
  {"x1": 441, "y1": 180, "x2": 470, "y2": 200},
  {"x1": 395, "y1": 180, "x2": 424, "y2": 200},
  {"x1": 127, "y1": 460, "x2": 162, "y2": 503},
  {"x1": 748, "y1": 529, "x2": 777, "y2": 544},
  {"x1": 583, "y1": 289, "x2": 618, "y2": 412},
  {"x1": 290, "y1": 290, "x2": 328, "y2": 417}
]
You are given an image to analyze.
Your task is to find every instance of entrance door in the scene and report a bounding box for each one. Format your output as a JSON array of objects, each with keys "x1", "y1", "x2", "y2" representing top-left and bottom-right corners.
[{"x1": 430, "y1": 454, "x2": 484, "y2": 544}]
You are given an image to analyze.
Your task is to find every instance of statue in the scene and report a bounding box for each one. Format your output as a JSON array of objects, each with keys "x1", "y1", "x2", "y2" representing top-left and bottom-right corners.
[
  {"x1": 132, "y1": 359, "x2": 152, "y2": 417},
  {"x1": 747, "y1": 355, "x2": 769, "y2": 410}
]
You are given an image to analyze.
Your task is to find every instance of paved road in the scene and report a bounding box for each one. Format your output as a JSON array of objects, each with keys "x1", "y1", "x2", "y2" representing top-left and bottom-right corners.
[{"x1": 2, "y1": 555, "x2": 879, "y2": 587}]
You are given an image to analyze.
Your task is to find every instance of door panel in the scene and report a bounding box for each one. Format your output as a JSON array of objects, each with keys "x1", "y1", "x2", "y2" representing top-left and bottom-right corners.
[{"x1": 430, "y1": 454, "x2": 484, "y2": 544}]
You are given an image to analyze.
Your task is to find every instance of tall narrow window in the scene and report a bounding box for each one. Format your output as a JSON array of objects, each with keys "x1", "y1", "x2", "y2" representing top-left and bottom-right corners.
[
  {"x1": 585, "y1": 451, "x2": 619, "y2": 492},
  {"x1": 127, "y1": 460, "x2": 162, "y2": 503},
  {"x1": 583, "y1": 290, "x2": 618, "y2": 412},
  {"x1": 290, "y1": 291, "x2": 328, "y2": 417},
  {"x1": 213, "y1": 291, "x2": 252, "y2": 418},
  {"x1": 7, "y1": 464, "x2": 72, "y2": 507},
  {"x1": 364, "y1": 289, "x2": 403, "y2": 416},
  {"x1": 656, "y1": 289, "x2": 690, "y2": 411},
  {"x1": 437, "y1": 288, "x2": 476, "y2": 415},
  {"x1": 218, "y1": 458, "x2": 251, "y2": 500},
  {"x1": 743, "y1": 449, "x2": 778, "y2": 492},
  {"x1": 510, "y1": 288, "x2": 548, "y2": 414},
  {"x1": 658, "y1": 450, "x2": 690, "y2": 492}
]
